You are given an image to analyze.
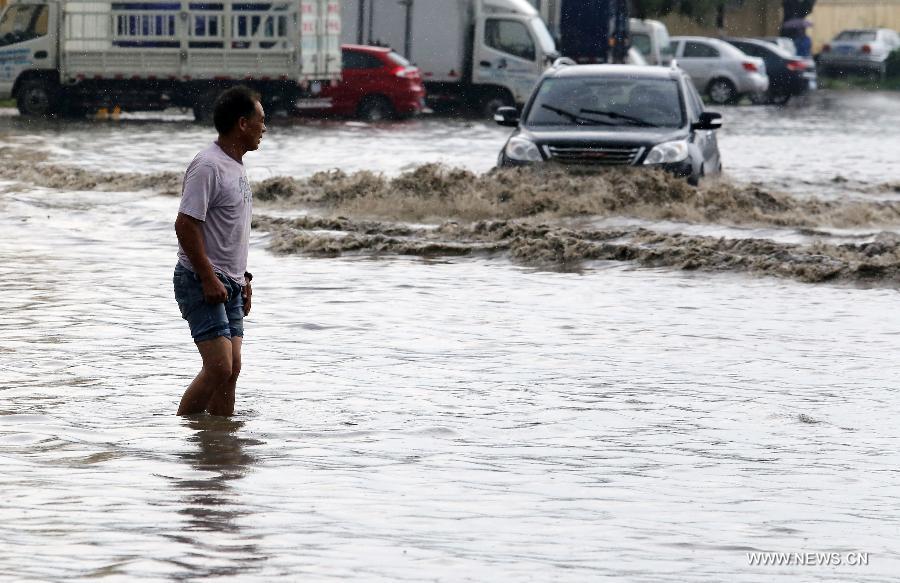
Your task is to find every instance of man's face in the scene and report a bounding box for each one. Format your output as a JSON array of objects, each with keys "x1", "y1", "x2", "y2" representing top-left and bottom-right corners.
[{"x1": 239, "y1": 101, "x2": 267, "y2": 151}]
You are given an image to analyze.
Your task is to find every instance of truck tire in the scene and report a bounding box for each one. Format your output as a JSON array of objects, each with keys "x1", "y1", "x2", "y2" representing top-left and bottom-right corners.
[
  {"x1": 478, "y1": 92, "x2": 514, "y2": 119},
  {"x1": 707, "y1": 78, "x2": 737, "y2": 105},
  {"x1": 357, "y1": 95, "x2": 394, "y2": 121},
  {"x1": 193, "y1": 88, "x2": 222, "y2": 123},
  {"x1": 16, "y1": 80, "x2": 56, "y2": 117}
]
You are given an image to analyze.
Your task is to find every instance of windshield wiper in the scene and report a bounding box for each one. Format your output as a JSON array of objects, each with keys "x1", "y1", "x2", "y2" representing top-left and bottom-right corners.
[
  {"x1": 580, "y1": 108, "x2": 657, "y2": 127},
  {"x1": 541, "y1": 104, "x2": 614, "y2": 126}
]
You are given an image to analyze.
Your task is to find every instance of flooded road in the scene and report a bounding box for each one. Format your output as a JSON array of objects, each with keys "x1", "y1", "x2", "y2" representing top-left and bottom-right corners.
[{"x1": 2, "y1": 91, "x2": 900, "y2": 581}]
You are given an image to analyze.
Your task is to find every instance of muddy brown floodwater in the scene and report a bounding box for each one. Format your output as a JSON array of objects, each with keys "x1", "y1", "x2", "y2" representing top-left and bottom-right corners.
[{"x1": 1, "y1": 91, "x2": 900, "y2": 582}]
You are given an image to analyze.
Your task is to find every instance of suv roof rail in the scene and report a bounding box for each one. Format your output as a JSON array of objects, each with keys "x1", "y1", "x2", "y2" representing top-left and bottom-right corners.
[{"x1": 552, "y1": 57, "x2": 577, "y2": 68}]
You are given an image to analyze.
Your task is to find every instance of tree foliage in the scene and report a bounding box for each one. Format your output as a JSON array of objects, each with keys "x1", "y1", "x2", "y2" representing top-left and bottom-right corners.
[
  {"x1": 782, "y1": 0, "x2": 817, "y2": 21},
  {"x1": 632, "y1": 0, "x2": 736, "y2": 26},
  {"x1": 633, "y1": 0, "x2": 818, "y2": 25}
]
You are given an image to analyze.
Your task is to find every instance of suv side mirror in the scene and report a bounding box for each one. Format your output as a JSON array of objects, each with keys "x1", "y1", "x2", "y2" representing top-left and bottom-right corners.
[
  {"x1": 692, "y1": 111, "x2": 722, "y2": 131},
  {"x1": 493, "y1": 106, "x2": 519, "y2": 127}
]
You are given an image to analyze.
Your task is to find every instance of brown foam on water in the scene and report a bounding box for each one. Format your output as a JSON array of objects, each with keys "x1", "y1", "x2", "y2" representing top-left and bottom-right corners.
[
  {"x1": 253, "y1": 214, "x2": 900, "y2": 284},
  {"x1": 255, "y1": 163, "x2": 900, "y2": 229},
  {"x1": 4, "y1": 144, "x2": 900, "y2": 282},
  {"x1": 0, "y1": 146, "x2": 181, "y2": 194}
]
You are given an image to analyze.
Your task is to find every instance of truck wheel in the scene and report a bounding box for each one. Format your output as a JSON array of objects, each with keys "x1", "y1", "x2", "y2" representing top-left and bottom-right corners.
[
  {"x1": 707, "y1": 78, "x2": 736, "y2": 105},
  {"x1": 17, "y1": 80, "x2": 56, "y2": 117},
  {"x1": 479, "y1": 93, "x2": 514, "y2": 119},
  {"x1": 357, "y1": 95, "x2": 394, "y2": 121},
  {"x1": 192, "y1": 88, "x2": 222, "y2": 123}
]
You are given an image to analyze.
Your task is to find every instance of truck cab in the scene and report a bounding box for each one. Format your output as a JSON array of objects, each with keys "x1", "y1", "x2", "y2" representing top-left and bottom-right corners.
[
  {"x1": 0, "y1": 0, "x2": 59, "y2": 112},
  {"x1": 472, "y1": 0, "x2": 557, "y2": 113}
]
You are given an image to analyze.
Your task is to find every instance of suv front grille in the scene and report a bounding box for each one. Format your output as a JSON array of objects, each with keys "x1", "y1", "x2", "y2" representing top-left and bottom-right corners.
[{"x1": 544, "y1": 145, "x2": 644, "y2": 166}]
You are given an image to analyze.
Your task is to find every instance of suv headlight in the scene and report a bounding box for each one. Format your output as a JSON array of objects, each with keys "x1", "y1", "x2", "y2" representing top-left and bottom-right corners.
[
  {"x1": 643, "y1": 140, "x2": 689, "y2": 165},
  {"x1": 505, "y1": 137, "x2": 543, "y2": 162}
]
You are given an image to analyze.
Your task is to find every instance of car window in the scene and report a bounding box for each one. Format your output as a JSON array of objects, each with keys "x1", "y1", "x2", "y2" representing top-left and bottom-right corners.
[
  {"x1": 835, "y1": 30, "x2": 877, "y2": 42},
  {"x1": 683, "y1": 41, "x2": 720, "y2": 58},
  {"x1": 342, "y1": 51, "x2": 384, "y2": 70},
  {"x1": 732, "y1": 42, "x2": 764, "y2": 57},
  {"x1": 387, "y1": 51, "x2": 410, "y2": 67},
  {"x1": 632, "y1": 33, "x2": 651, "y2": 56},
  {"x1": 670, "y1": 41, "x2": 680, "y2": 56},
  {"x1": 485, "y1": 18, "x2": 536, "y2": 61},
  {"x1": 526, "y1": 77, "x2": 685, "y2": 128},
  {"x1": 0, "y1": 4, "x2": 48, "y2": 47},
  {"x1": 684, "y1": 79, "x2": 703, "y2": 119}
]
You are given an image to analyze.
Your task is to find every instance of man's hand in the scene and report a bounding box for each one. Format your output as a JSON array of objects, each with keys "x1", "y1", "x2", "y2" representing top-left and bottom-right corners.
[
  {"x1": 200, "y1": 274, "x2": 228, "y2": 304},
  {"x1": 242, "y1": 281, "x2": 252, "y2": 316}
]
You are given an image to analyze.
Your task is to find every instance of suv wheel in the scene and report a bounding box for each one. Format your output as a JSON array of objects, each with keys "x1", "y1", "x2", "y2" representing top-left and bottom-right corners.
[
  {"x1": 357, "y1": 95, "x2": 394, "y2": 122},
  {"x1": 707, "y1": 78, "x2": 737, "y2": 105}
]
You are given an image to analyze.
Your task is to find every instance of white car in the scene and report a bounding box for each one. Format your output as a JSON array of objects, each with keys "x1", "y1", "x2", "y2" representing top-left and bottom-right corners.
[
  {"x1": 818, "y1": 28, "x2": 900, "y2": 77},
  {"x1": 670, "y1": 36, "x2": 769, "y2": 104}
]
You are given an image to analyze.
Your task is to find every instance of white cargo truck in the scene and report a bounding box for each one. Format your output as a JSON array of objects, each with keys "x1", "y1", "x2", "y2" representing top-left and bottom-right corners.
[
  {"x1": 0, "y1": 0, "x2": 341, "y2": 118},
  {"x1": 342, "y1": 0, "x2": 557, "y2": 117}
]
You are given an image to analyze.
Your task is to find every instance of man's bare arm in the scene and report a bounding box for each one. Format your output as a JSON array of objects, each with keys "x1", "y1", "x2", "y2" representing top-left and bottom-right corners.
[{"x1": 175, "y1": 212, "x2": 227, "y2": 304}]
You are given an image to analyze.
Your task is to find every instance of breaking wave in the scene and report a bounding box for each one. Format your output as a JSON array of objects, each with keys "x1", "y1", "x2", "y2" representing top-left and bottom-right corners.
[{"x1": 4, "y1": 144, "x2": 900, "y2": 283}]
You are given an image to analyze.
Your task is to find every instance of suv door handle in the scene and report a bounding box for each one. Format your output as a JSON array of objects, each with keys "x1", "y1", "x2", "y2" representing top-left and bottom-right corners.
[
  {"x1": 34, "y1": 50, "x2": 48, "y2": 59},
  {"x1": 479, "y1": 60, "x2": 491, "y2": 68}
]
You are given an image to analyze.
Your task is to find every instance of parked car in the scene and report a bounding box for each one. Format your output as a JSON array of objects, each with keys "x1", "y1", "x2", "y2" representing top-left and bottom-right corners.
[
  {"x1": 725, "y1": 38, "x2": 816, "y2": 104},
  {"x1": 494, "y1": 63, "x2": 723, "y2": 185},
  {"x1": 297, "y1": 45, "x2": 426, "y2": 121},
  {"x1": 630, "y1": 18, "x2": 675, "y2": 66},
  {"x1": 818, "y1": 28, "x2": 900, "y2": 77},
  {"x1": 670, "y1": 36, "x2": 769, "y2": 105},
  {"x1": 760, "y1": 36, "x2": 798, "y2": 57}
]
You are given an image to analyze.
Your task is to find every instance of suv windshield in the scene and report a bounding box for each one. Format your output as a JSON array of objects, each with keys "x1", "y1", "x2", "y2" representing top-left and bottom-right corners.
[{"x1": 525, "y1": 77, "x2": 685, "y2": 128}]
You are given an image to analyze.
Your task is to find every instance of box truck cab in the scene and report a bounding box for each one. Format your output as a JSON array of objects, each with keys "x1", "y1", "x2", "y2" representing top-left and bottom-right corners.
[
  {"x1": 0, "y1": 1, "x2": 57, "y2": 104},
  {"x1": 0, "y1": 0, "x2": 341, "y2": 118},
  {"x1": 342, "y1": 0, "x2": 557, "y2": 117}
]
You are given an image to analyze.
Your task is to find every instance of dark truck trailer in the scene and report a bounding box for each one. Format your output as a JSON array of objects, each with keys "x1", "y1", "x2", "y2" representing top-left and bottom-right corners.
[{"x1": 530, "y1": 0, "x2": 630, "y2": 63}]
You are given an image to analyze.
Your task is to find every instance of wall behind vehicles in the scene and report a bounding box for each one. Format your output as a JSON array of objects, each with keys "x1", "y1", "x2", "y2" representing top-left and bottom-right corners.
[
  {"x1": 810, "y1": 0, "x2": 900, "y2": 52},
  {"x1": 658, "y1": 0, "x2": 782, "y2": 39}
]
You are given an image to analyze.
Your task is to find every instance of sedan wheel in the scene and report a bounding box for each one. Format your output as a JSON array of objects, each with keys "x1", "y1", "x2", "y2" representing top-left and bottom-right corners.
[{"x1": 707, "y1": 78, "x2": 736, "y2": 105}]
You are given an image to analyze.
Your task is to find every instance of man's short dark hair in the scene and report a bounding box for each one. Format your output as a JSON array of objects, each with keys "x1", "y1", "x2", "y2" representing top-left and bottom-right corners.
[{"x1": 213, "y1": 86, "x2": 261, "y2": 134}]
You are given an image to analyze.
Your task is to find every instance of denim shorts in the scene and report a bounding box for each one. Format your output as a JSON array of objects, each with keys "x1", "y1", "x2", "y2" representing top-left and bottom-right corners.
[{"x1": 173, "y1": 263, "x2": 244, "y2": 343}]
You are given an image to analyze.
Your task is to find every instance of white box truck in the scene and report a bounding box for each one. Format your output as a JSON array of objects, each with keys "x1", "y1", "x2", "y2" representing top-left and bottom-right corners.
[
  {"x1": 0, "y1": 0, "x2": 341, "y2": 118},
  {"x1": 342, "y1": 0, "x2": 557, "y2": 117}
]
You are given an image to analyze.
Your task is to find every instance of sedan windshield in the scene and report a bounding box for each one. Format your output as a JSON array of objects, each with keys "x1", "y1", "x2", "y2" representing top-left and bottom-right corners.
[{"x1": 525, "y1": 77, "x2": 685, "y2": 128}]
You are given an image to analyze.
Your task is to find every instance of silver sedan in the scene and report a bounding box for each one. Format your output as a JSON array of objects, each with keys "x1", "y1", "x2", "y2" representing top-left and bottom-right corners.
[
  {"x1": 670, "y1": 36, "x2": 769, "y2": 104},
  {"x1": 818, "y1": 28, "x2": 900, "y2": 78}
]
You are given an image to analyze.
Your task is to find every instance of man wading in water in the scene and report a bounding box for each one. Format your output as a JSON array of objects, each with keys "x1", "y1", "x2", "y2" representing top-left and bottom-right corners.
[{"x1": 172, "y1": 86, "x2": 265, "y2": 416}]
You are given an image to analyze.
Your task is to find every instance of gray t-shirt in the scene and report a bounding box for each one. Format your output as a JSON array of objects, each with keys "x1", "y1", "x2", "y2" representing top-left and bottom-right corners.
[{"x1": 177, "y1": 142, "x2": 253, "y2": 284}]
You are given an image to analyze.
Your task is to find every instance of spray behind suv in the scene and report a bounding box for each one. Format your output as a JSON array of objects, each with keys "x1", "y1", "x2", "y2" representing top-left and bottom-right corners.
[{"x1": 494, "y1": 63, "x2": 723, "y2": 185}]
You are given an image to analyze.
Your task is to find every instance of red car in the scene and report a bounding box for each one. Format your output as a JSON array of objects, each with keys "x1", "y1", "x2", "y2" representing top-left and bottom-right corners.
[{"x1": 302, "y1": 45, "x2": 426, "y2": 121}]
